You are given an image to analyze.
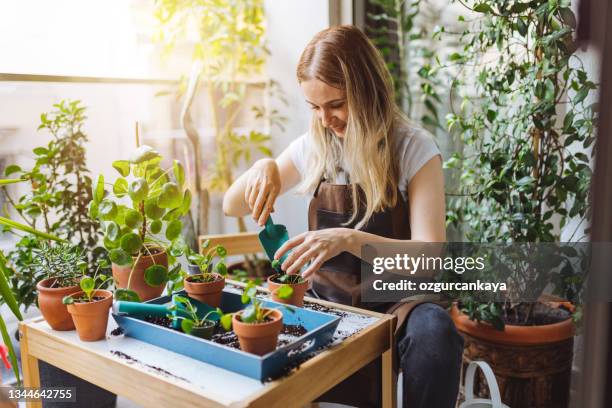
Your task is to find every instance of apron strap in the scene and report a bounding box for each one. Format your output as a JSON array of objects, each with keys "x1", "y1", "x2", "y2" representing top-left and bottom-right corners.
[{"x1": 313, "y1": 176, "x2": 325, "y2": 197}]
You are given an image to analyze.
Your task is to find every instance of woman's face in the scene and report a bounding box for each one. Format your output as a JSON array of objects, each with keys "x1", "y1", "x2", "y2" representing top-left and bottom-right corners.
[{"x1": 301, "y1": 79, "x2": 348, "y2": 137}]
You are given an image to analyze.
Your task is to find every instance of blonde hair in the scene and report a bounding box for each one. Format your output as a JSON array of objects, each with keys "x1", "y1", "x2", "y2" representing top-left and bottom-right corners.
[{"x1": 296, "y1": 25, "x2": 400, "y2": 229}]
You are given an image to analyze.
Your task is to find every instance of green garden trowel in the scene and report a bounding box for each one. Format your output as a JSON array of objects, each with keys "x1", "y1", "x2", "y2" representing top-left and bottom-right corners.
[
  {"x1": 113, "y1": 295, "x2": 215, "y2": 330},
  {"x1": 259, "y1": 216, "x2": 290, "y2": 265}
]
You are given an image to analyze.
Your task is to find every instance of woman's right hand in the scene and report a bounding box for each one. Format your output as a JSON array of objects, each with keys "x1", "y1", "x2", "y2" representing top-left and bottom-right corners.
[{"x1": 244, "y1": 158, "x2": 281, "y2": 226}]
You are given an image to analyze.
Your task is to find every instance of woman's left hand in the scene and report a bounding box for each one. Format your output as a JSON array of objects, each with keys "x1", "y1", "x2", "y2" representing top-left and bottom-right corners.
[{"x1": 274, "y1": 228, "x2": 354, "y2": 279}]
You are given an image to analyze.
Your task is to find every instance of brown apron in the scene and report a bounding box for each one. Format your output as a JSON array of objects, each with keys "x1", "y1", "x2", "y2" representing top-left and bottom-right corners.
[{"x1": 308, "y1": 177, "x2": 432, "y2": 407}]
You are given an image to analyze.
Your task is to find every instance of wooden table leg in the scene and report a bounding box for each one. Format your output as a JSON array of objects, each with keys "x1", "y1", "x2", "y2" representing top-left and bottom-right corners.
[
  {"x1": 382, "y1": 348, "x2": 396, "y2": 408},
  {"x1": 19, "y1": 323, "x2": 41, "y2": 408}
]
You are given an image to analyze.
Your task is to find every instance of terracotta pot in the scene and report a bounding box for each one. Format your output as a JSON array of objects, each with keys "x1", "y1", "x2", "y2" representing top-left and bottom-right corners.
[
  {"x1": 112, "y1": 248, "x2": 167, "y2": 301},
  {"x1": 66, "y1": 290, "x2": 113, "y2": 342},
  {"x1": 183, "y1": 273, "x2": 225, "y2": 307},
  {"x1": 37, "y1": 278, "x2": 80, "y2": 330},
  {"x1": 232, "y1": 309, "x2": 282, "y2": 355},
  {"x1": 450, "y1": 303, "x2": 575, "y2": 346},
  {"x1": 450, "y1": 303, "x2": 575, "y2": 408},
  {"x1": 267, "y1": 275, "x2": 308, "y2": 307}
]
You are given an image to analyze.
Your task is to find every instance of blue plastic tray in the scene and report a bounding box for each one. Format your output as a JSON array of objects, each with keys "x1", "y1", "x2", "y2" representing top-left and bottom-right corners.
[{"x1": 112, "y1": 288, "x2": 340, "y2": 381}]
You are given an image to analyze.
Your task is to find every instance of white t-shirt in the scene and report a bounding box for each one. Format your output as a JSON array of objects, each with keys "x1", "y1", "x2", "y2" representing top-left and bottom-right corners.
[{"x1": 286, "y1": 121, "x2": 441, "y2": 201}]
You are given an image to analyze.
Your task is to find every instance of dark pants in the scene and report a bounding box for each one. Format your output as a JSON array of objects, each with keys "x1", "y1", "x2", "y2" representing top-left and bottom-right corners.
[
  {"x1": 318, "y1": 302, "x2": 464, "y2": 408},
  {"x1": 398, "y1": 303, "x2": 464, "y2": 408}
]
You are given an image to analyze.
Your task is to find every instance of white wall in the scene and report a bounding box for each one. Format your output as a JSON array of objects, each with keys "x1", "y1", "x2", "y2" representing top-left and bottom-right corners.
[{"x1": 216, "y1": 0, "x2": 330, "y2": 237}]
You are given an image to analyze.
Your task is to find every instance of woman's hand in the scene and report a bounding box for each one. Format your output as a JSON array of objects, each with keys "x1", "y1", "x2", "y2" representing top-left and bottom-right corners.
[
  {"x1": 274, "y1": 228, "x2": 355, "y2": 279},
  {"x1": 244, "y1": 159, "x2": 281, "y2": 226}
]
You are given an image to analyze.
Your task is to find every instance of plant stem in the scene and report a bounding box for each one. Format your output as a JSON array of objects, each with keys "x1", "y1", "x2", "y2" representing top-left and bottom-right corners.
[{"x1": 127, "y1": 252, "x2": 143, "y2": 290}]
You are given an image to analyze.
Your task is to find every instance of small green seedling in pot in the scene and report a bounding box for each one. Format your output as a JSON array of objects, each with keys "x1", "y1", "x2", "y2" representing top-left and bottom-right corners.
[
  {"x1": 169, "y1": 295, "x2": 231, "y2": 338},
  {"x1": 187, "y1": 240, "x2": 228, "y2": 278},
  {"x1": 62, "y1": 259, "x2": 113, "y2": 304},
  {"x1": 225, "y1": 281, "x2": 294, "y2": 329},
  {"x1": 271, "y1": 259, "x2": 304, "y2": 285}
]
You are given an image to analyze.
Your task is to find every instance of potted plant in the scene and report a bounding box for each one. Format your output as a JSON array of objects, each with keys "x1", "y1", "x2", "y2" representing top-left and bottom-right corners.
[
  {"x1": 31, "y1": 243, "x2": 86, "y2": 331},
  {"x1": 443, "y1": 2, "x2": 597, "y2": 406},
  {"x1": 228, "y1": 281, "x2": 287, "y2": 355},
  {"x1": 267, "y1": 259, "x2": 307, "y2": 307},
  {"x1": 169, "y1": 295, "x2": 230, "y2": 339},
  {"x1": 91, "y1": 144, "x2": 191, "y2": 302},
  {"x1": 184, "y1": 241, "x2": 228, "y2": 307},
  {"x1": 62, "y1": 263, "x2": 113, "y2": 342}
]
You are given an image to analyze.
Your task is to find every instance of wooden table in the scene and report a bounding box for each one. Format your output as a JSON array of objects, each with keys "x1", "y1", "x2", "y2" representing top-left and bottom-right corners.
[{"x1": 19, "y1": 296, "x2": 397, "y2": 408}]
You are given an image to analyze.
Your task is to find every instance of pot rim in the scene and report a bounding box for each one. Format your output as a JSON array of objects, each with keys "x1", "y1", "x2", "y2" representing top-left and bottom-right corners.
[
  {"x1": 450, "y1": 303, "x2": 575, "y2": 346},
  {"x1": 233, "y1": 308, "x2": 283, "y2": 326},
  {"x1": 267, "y1": 274, "x2": 307, "y2": 286},
  {"x1": 37, "y1": 277, "x2": 81, "y2": 291},
  {"x1": 65, "y1": 289, "x2": 113, "y2": 305},
  {"x1": 185, "y1": 272, "x2": 225, "y2": 284}
]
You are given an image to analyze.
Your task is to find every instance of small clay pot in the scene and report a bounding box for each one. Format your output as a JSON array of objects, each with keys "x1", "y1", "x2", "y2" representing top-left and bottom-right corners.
[
  {"x1": 189, "y1": 320, "x2": 216, "y2": 339},
  {"x1": 66, "y1": 290, "x2": 113, "y2": 342},
  {"x1": 183, "y1": 273, "x2": 225, "y2": 307},
  {"x1": 267, "y1": 275, "x2": 308, "y2": 307},
  {"x1": 112, "y1": 247, "x2": 167, "y2": 301},
  {"x1": 232, "y1": 309, "x2": 283, "y2": 355},
  {"x1": 37, "y1": 278, "x2": 80, "y2": 331}
]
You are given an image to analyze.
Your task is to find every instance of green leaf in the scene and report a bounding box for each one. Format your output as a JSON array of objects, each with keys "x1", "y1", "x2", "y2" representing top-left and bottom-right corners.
[
  {"x1": 106, "y1": 221, "x2": 120, "y2": 242},
  {"x1": 150, "y1": 220, "x2": 162, "y2": 234},
  {"x1": 241, "y1": 305, "x2": 257, "y2": 323},
  {"x1": 276, "y1": 284, "x2": 294, "y2": 300},
  {"x1": 158, "y1": 182, "x2": 182, "y2": 209},
  {"x1": 473, "y1": 3, "x2": 492, "y2": 13},
  {"x1": 216, "y1": 246, "x2": 227, "y2": 257},
  {"x1": 220, "y1": 314, "x2": 233, "y2": 331},
  {"x1": 113, "y1": 178, "x2": 128, "y2": 197},
  {"x1": 181, "y1": 318, "x2": 194, "y2": 334},
  {"x1": 4, "y1": 165, "x2": 21, "y2": 176},
  {"x1": 129, "y1": 145, "x2": 161, "y2": 164},
  {"x1": 112, "y1": 160, "x2": 131, "y2": 177},
  {"x1": 88, "y1": 201, "x2": 99, "y2": 219},
  {"x1": 124, "y1": 209, "x2": 144, "y2": 228},
  {"x1": 165, "y1": 219, "x2": 182, "y2": 241},
  {"x1": 33, "y1": 147, "x2": 48, "y2": 156},
  {"x1": 120, "y1": 233, "x2": 143, "y2": 254},
  {"x1": 0, "y1": 252, "x2": 23, "y2": 320},
  {"x1": 80, "y1": 276, "x2": 95, "y2": 293},
  {"x1": 62, "y1": 296, "x2": 74, "y2": 305},
  {"x1": 173, "y1": 160, "x2": 185, "y2": 188},
  {"x1": 114, "y1": 288, "x2": 141, "y2": 302},
  {"x1": 169, "y1": 237, "x2": 188, "y2": 257},
  {"x1": 179, "y1": 190, "x2": 192, "y2": 216},
  {"x1": 145, "y1": 199, "x2": 165, "y2": 219},
  {"x1": 144, "y1": 264, "x2": 168, "y2": 286},
  {"x1": 574, "y1": 87, "x2": 589, "y2": 104},
  {"x1": 0, "y1": 216, "x2": 64, "y2": 242},
  {"x1": 129, "y1": 178, "x2": 149, "y2": 202},
  {"x1": 109, "y1": 248, "x2": 132, "y2": 265},
  {"x1": 93, "y1": 174, "x2": 105, "y2": 203},
  {"x1": 98, "y1": 200, "x2": 118, "y2": 220},
  {"x1": 214, "y1": 262, "x2": 227, "y2": 276}
]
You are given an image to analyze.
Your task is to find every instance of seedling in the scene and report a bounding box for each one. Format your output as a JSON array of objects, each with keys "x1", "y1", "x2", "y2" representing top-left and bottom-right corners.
[
  {"x1": 169, "y1": 295, "x2": 231, "y2": 334},
  {"x1": 271, "y1": 259, "x2": 304, "y2": 285},
  {"x1": 62, "y1": 259, "x2": 112, "y2": 304},
  {"x1": 187, "y1": 240, "x2": 228, "y2": 277},
  {"x1": 229, "y1": 281, "x2": 294, "y2": 327}
]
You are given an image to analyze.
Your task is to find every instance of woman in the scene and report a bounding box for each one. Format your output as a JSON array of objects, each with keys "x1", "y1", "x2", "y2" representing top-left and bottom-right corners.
[{"x1": 223, "y1": 25, "x2": 463, "y2": 408}]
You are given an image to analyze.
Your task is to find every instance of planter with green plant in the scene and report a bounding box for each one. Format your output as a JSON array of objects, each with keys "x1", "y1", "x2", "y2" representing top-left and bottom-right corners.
[
  {"x1": 32, "y1": 243, "x2": 86, "y2": 331},
  {"x1": 63, "y1": 264, "x2": 113, "y2": 342},
  {"x1": 184, "y1": 241, "x2": 228, "y2": 307},
  {"x1": 226, "y1": 281, "x2": 289, "y2": 355},
  {"x1": 91, "y1": 144, "x2": 191, "y2": 302},
  {"x1": 169, "y1": 295, "x2": 230, "y2": 339},
  {"x1": 442, "y1": 1, "x2": 597, "y2": 406},
  {"x1": 267, "y1": 259, "x2": 307, "y2": 307}
]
